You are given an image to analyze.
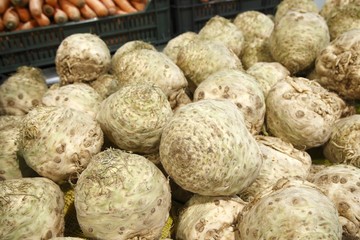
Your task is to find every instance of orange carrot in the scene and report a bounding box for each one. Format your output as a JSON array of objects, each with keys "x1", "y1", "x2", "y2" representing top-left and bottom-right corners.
[
  {"x1": 113, "y1": 0, "x2": 136, "y2": 13},
  {"x1": 42, "y1": 3, "x2": 55, "y2": 16},
  {"x1": 11, "y1": 0, "x2": 30, "y2": 7},
  {"x1": 0, "y1": 0, "x2": 11, "y2": 14},
  {"x1": 67, "y1": 0, "x2": 85, "y2": 7},
  {"x1": 114, "y1": 6, "x2": 127, "y2": 15},
  {"x1": 0, "y1": 16, "x2": 5, "y2": 32},
  {"x1": 59, "y1": 0, "x2": 81, "y2": 21},
  {"x1": 3, "y1": 7, "x2": 20, "y2": 30},
  {"x1": 79, "y1": 4, "x2": 96, "y2": 19},
  {"x1": 33, "y1": 12, "x2": 50, "y2": 26},
  {"x1": 54, "y1": 7, "x2": 68, "y2": 23},
  {"x1": 100, "y1": 0, "x2": 116, "y2": 15},
  {"x1": 85, "y1": 0, "x2": 108, "y2": 17},
  {"x1": 17, "y1": 19, "x2": 37, "y2": 30},
  {"x1": 130, "y1": 0, "x2": 146, "y2": 11},
  {"x1": 29, "y1": 0, "x2": 44, "y2": 17},
  {"x1": 15, "y1": 6, "x2": 32, "y2": 22},
  {"x1": 45, "y1": 0, "x2": 58, "y2": 7}
]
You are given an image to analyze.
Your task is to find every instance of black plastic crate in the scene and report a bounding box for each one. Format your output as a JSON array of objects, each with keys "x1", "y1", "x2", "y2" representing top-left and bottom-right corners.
[
  {"x1": 0, "y1": 0, "x2": 171, "y2": 75},
  {"x1": 171, "y1": 0, "x2": 280, "y2": 36}
]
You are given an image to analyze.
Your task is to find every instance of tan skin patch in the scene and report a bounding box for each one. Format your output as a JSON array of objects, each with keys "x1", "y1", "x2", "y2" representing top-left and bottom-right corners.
[
  {"x1": 7, "y1": 99, "x2": 15, "y2": 106},
  {"x1": 32, "y1": 99, "x2": 39, "y2": 106},
  {"x1": 197, "y1": 91, "x2": 205, "y2": 100},
  {"x1": 340, "y1": 177, "x2": 347, "y2": 184},
  {"x1": 195, "y1": 219, "x2": 206, "y2": 232},
  {"x1": 45, "y1": 230, "x2": 52, "y2": 239},
  {"x1": 331, "y1": 175, "x2": 340, "y2": 183},
  {"x1": 295, "y1": 110, "x2": 305, "y2": 118},
  {"x1": 56, "y1": 144, "x2": 66, "y2": 154},
  {"x1": 338, "y1": 201, "x2": 350, "y2": 215},
  {"x1": 53, "y1": 157, "x2": 61, "y2": 163}
]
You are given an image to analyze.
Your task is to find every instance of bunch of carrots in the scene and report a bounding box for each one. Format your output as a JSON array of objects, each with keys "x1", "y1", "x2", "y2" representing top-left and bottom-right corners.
[{"x1": 0, "y1": 0, "x2": 148, "y2": 32}]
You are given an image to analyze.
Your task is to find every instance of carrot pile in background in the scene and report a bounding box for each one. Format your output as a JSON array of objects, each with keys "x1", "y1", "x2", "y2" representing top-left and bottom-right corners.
[{"x1": 0, "y1": 0, "x2": 148, "y2": 32}]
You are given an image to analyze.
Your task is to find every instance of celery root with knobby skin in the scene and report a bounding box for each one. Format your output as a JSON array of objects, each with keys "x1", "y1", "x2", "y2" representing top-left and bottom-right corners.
[
  {"x1": 17, "y1": 106, "x2": 104, "y2": 184},
  {"x1": 75, "y1": 148, "x2": 172, "y2": 240},
  {"x1": 56, "y1": 33, "x2": 111, "y2": 85},
  {"x1": 238, "y1": 178, "x2": 343, "y2": 239},
  {"x1": 160, "y1": 99, "x2": 263, "y2": 196},
  {"x1": 0, "y1": 177, "x2": 65, "y2": 239}
]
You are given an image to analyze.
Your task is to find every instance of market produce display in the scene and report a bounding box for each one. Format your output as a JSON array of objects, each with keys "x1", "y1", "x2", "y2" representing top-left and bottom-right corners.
[
  {"x1": 0, "y1": 0, "x2": 148, "y2": 32},
  {"x1": 1, "y1": 0, "x2": 360, "y2": 239}
]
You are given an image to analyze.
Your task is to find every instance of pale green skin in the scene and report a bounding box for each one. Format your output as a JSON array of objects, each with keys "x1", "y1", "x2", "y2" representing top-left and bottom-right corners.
[
  {"x1": 96, "y1": 83, "x2": 173, "y2": 154},
  {"x1": 17, "y1": 106, "x2": 104, "y2": 184},
  {"x1": 240, "y1": 136, "x2": 312, "y2": 201},
  {"x1": 241, "y1": 38, "x2": 274, "y2": 70},
  {"x1": 233, "y1": 11, "x2": 274, "y2": 41},
  {"x1": 75, "y1": 149, "x2": 171, "y2": 240},
  {"x1": 198, "y1": 15, "x2": 244, "y2": 57},
  {"x1": 246, "y1": 62, "x2": 290, "y2": 97},
  {"x1": 177, "y1": 39, "x2": 243, "y2": 86},
  {"x1": 111, "y1": 40, "x2": 156, "y2": 69},
  {"x1": 0, "y1": 115, "x2": 24, "y2": 129},
  {"x1": 89, "y1": 74, "x2": 121, "y2": 99},
  {"x1": 310, "y1": 164, "x2": 360, "y2": 238},
  {"x1": 193, "y1": 69, "x2": 266, "y2": 135},
  {"x1": 320, "y1": 0, "x2": 354, "y2": 21},
  {"x1": 0, "y1": 177, "x2": 65, "y2": 240},
  {"x1": 0, "y1": 116, "x2": 24, "y2": 180},
  {"x1": 41, "y1": 83, "x2": 103, "y2": 119},
  {"x1": 323, "y1": 114, "x2": 360, "y2": 167},
  {"x1": 0, "y1": 128, "x2": 22, "y2": 180},
  {"x1": 160, "y1": 99, "x2": 263, "y2": 196},
  {"x1": 238, "y1": 178, "x2": 343, "y2": 239},
  {"x1": 56, "y1": 33, "x2": 111, "y2": 85},
  {"x1": 326, "y1": 3, "x2": 360, "y2": 40},
  {"x1": 176, "y1": 195, "x2": 246, "y2": 240},
  {"x1": 163, "y1": 32, "x2": 198, "y2": 64},
  {"x1": 269, "y1": 10, "x2": 330, "y2": 74},
  {"x1": 274, "y1": 0, "x2": 319, "y2": 23},
  {"x1": 266, "y1": 76, "x2": 346, "y2": 149},
  {"x1": 315, "y1": 29, "x2": 360, "y2": 100},
  {"x1": 111, "y1": 49, "x2": 189, "y2": 109},
  {"x1": 233, "y1": 11, "x2": 275, "y2": 69},
  {"x1": 0, "y1": 66, "x2": 48, "y2": 115}
]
